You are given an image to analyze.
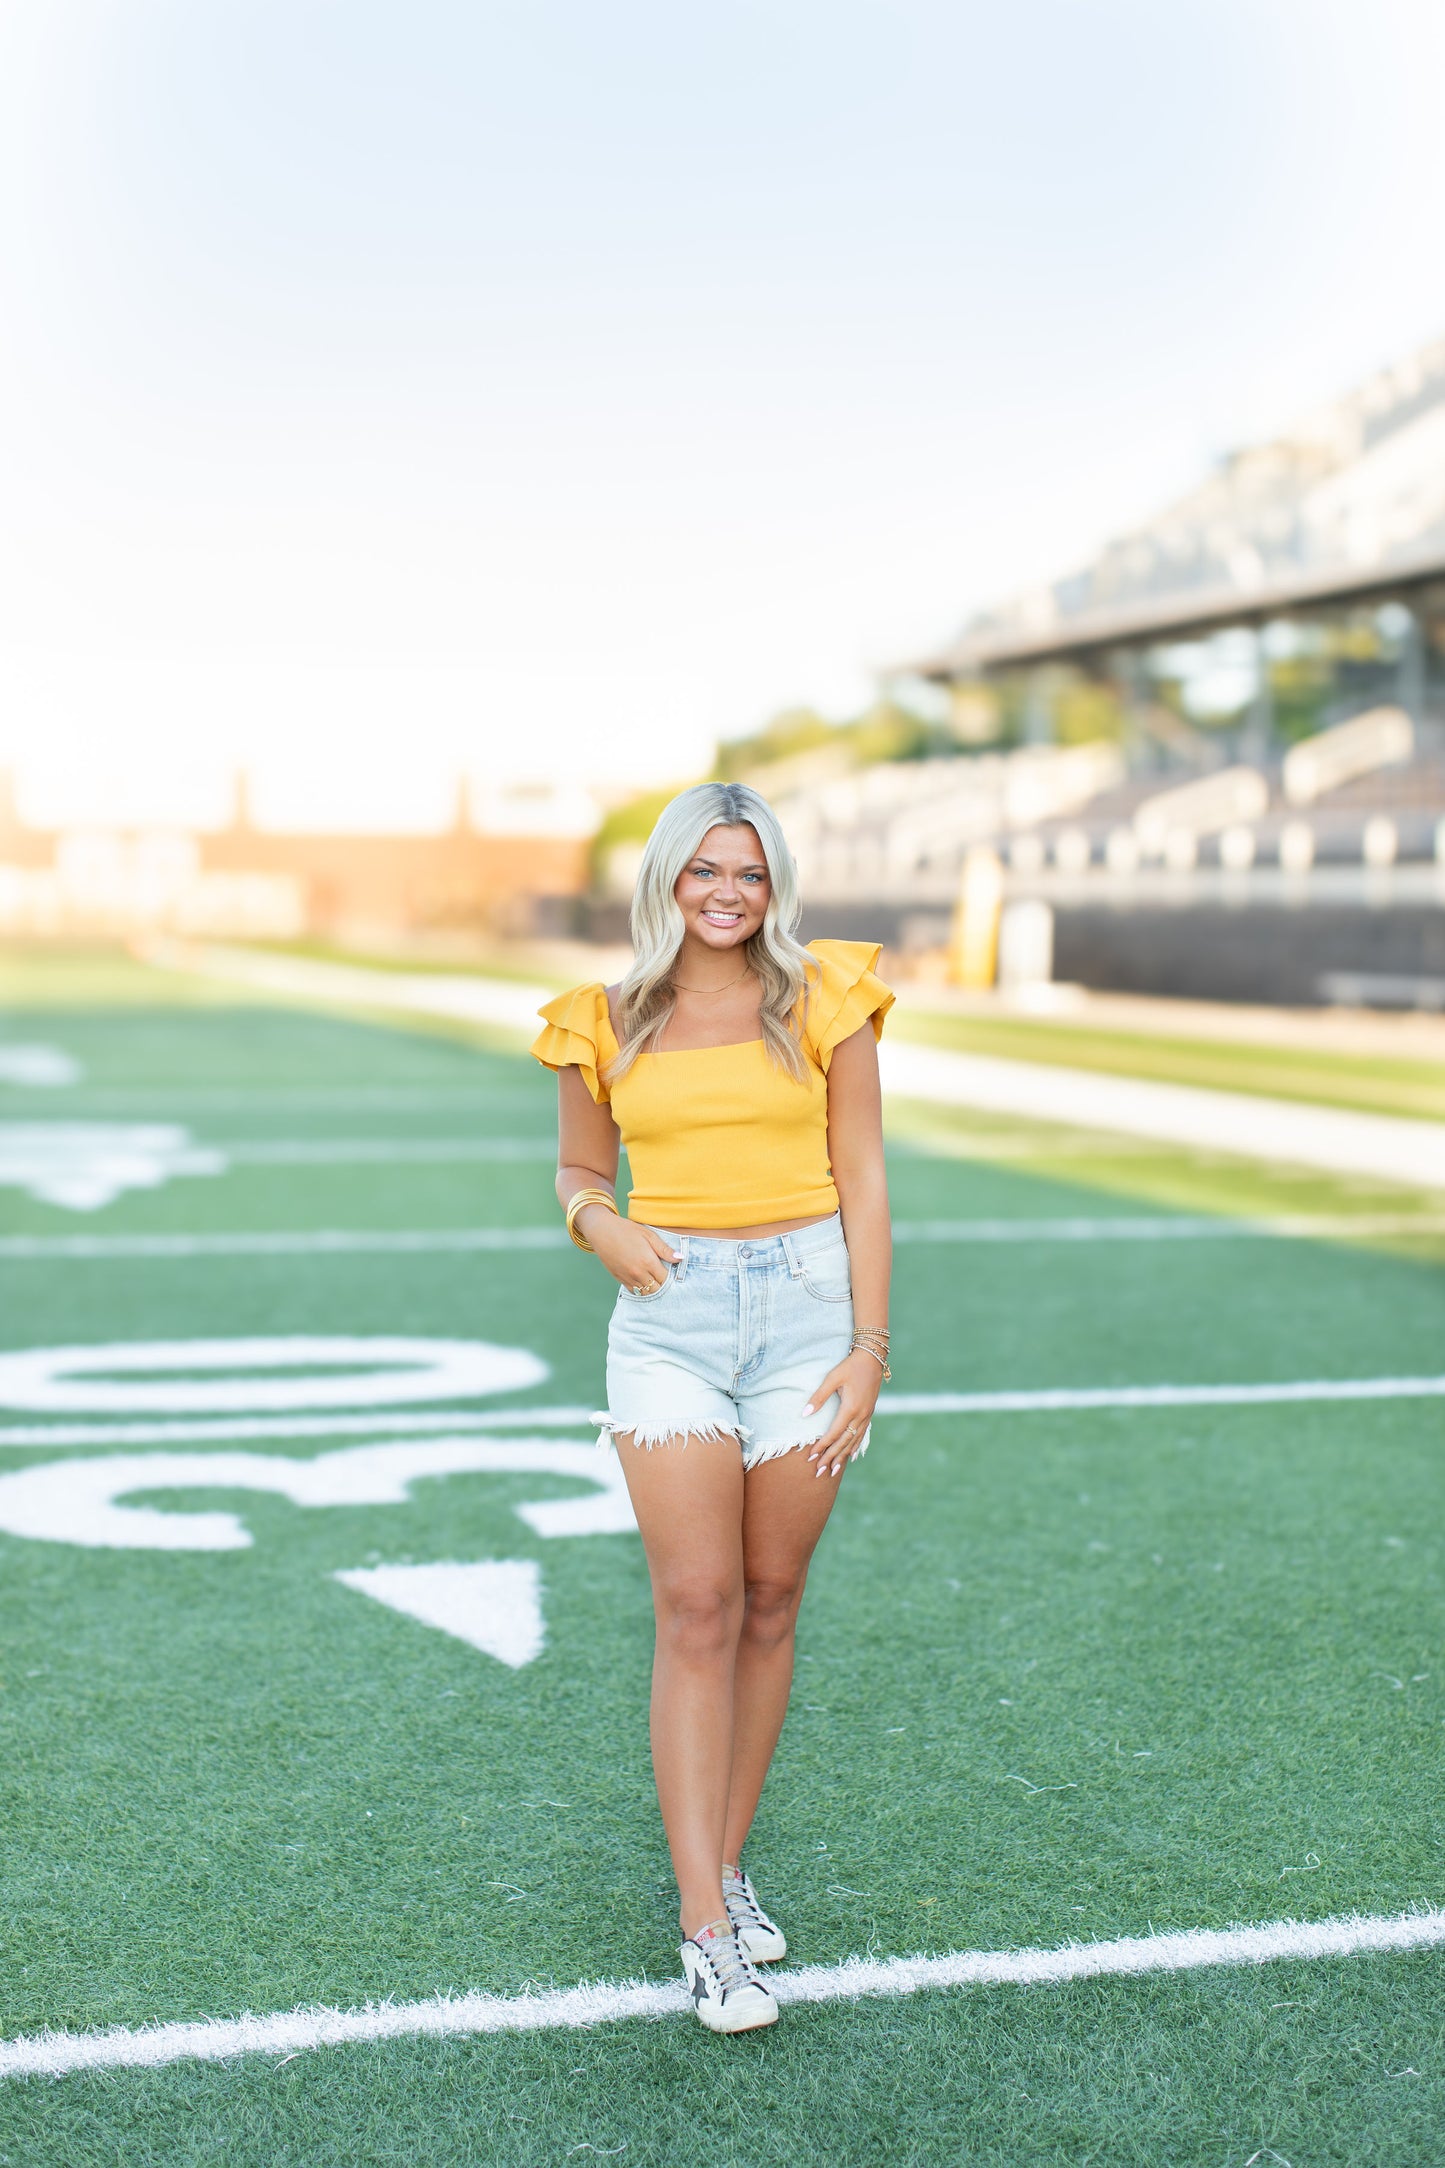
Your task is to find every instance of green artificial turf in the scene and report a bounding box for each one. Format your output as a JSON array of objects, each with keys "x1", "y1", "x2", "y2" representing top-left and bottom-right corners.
[{"x1": 0, "y1": 955, "x2": 1441, "y2": 2164}]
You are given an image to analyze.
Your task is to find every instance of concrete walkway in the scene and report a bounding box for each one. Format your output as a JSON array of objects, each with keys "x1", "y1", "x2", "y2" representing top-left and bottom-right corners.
[
  {"x1": 158, "y1": 944, "x2": 1445, "y2": 1192},
  {"x1": 880, "y1": 1038, "x2": 1445, "y2": 1190}
]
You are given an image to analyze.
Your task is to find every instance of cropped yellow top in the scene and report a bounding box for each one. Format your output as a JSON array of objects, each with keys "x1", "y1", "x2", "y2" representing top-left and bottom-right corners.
[{"x1": 529, "y1": 939, "x2": 894, "y2": 1228}]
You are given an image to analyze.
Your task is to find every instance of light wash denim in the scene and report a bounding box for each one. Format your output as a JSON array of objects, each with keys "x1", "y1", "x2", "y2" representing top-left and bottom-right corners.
[{"x1": 593, "y1": 1212, "x2": 869, "y2": 1469}]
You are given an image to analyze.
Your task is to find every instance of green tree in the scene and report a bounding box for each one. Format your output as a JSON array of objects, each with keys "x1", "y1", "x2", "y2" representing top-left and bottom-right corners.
[
  {"x1": 588, "y1": 785, "x2": 687, "y2": 886},
  {"x1": 716, "y1": 699, "x2": 956, "y2": 779}
]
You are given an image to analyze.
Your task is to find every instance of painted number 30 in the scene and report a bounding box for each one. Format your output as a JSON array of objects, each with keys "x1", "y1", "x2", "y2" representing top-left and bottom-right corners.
[{"x1": 0, "y1": 1337, "x2": 633, "y2": 1668}]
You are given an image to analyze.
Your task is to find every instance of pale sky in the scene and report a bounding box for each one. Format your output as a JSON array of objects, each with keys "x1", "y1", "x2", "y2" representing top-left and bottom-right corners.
[{"x1": 1, "y1": 0, "x2": 1443, "y2": 829}]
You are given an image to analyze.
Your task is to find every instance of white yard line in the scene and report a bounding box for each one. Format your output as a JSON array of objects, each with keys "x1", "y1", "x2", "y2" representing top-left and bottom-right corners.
[
  {"x1": 217, "y1": 1137, "x2": 555, "y2": 1164},
  {"x1": 0, "y1": 1229, "x2": 567, "y2": 1259},
  {"x1": 0, "y1": 1374, "x2": 1441, "y2": 1450},
  {"x1": 881, "y1": 1039, "x2": 1445, "y2": 1189},
  {"x1": 894, "y1": 1213, "x2": 1445, "y2": 1242},
  {"x1": 3, "y1": 1213, "x2": 1443, "y2": 1261},
  {"x1": 880, "y1": 1376, "x2": 1445, "y2": 1414},
  {"x1": 2, "y1": 1090, "x2": 536, "y2": 1111},
  {"x1": 2, "y1": 1905, "x2": 1440, "y2": 2079}
]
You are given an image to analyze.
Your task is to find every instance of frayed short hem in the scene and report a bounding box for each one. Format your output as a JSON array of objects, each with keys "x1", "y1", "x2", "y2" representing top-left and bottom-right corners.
[
  {"x1": 740, "y1": 1426, "x2": 872, "y2": 1471},
  {"x1": 591, "y1": 1412, "x2": 753, "y2": 1452},
  {"x1": 590, "y1": 1415, "x2": 872, "y2": 1465}
]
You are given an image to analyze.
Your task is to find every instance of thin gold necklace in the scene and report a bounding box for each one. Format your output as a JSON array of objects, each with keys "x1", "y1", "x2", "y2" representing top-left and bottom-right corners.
[{"x1": 672, "y1": 964, "x2": 752, "y2": 993}]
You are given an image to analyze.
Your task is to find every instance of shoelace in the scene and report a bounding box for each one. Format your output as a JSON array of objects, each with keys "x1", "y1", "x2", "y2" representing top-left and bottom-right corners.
[
  {"x1": 700, "y1": 1930, "x2": 758, "y2": 1996},
  {"x1": 724, "y1": 1875, "x2": 765, "y2": 1927}
]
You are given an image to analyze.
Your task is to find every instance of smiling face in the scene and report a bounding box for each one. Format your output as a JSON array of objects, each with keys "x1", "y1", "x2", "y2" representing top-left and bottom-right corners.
[{"x1": 673, "y1": 823, "x2": 772, "y2": 953}]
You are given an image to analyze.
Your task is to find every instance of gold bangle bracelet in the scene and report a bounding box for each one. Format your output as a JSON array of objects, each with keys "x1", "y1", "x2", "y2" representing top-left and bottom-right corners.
[
  {"x1": 565, "y1": 1189, "x2": 618, "y2": 1253},
  {"x1": 565, "y1": 1189, "x2": 616, "y2": 1249},
  {"x1": 567, "y1": 1207, "x2": 614, "y2": 1253}
]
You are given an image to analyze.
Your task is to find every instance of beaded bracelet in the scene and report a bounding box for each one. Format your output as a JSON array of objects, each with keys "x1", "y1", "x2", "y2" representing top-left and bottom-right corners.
[{"x1": 850, "y1": 1330, "x2": 892, "y2": 1381}]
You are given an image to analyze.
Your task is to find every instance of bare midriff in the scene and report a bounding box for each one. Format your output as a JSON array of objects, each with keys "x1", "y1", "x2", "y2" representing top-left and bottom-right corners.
[{"x1": 659, "y1": 1212, "x2": 835, "y2": 1240}]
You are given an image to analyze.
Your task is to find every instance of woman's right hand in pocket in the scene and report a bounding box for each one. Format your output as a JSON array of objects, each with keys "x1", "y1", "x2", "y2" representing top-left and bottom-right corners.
[{"x1": 590, "y1": 1215, "x2": 682, "y2": 1292}]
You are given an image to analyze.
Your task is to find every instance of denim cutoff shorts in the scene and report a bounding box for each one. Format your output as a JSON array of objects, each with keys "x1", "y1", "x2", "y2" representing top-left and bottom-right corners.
[{"x1": 593, "y1": 1211, "x2": 868, "y2": 1470}]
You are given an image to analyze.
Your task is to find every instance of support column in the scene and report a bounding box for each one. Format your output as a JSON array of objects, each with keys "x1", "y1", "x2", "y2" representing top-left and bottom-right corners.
[
  {"x1": 1022, "y1": 667, "x2": 1052, "y2": 747},
  {"x1": 1395, "y1": 602, "x2": 1425, "y2": 724},
  {"x1": 1114, "y1": 648, "x2": 1149, "y2": 772},
  {"x1": 1240, "y1": 624, "x2": 1275, "y2": 766}
]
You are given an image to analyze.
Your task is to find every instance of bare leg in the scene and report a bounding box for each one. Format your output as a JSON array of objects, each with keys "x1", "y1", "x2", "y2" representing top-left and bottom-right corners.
[
  {"x1": 615, "y1": 1433, "x2": 747, "y2": 1938},
  {"x1": 722, "y1": 1446, "x2": 843, "y2": 1869}
]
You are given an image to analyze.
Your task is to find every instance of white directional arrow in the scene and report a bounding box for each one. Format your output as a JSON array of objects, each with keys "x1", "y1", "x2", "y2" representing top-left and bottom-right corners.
[{"x1": 333, "y1": 1560, "x2": 545, "y2": 1669}]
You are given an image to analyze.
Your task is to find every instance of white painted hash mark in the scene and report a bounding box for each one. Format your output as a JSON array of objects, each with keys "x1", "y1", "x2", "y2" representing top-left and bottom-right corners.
[
  {"x1": 2, "y1": 1907, "x2": 1441, "y2": 2079},
  {"x1": 334, "y1": 1561, "x2": 545, "y2": 1668},
  {"x1": 0, "y1": 1124, "x2": 224, "y2": 1210}
]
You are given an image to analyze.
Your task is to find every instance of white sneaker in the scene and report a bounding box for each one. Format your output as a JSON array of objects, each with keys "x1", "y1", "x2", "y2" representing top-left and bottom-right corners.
[
  {"x1": 724, "y1": 1866, "x2": 787, "y2": 1963},
  {"x1": 680, "y1": 1921, "x2": 778, "y2": 2033}
]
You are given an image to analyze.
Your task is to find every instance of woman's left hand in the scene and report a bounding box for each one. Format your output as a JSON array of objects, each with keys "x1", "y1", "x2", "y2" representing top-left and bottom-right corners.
[{"x1": 804, "y1": 1350, "x2": 884, "y2": 1479}]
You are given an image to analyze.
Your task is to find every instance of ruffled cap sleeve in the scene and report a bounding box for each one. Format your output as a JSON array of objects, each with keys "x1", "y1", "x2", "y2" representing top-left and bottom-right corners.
[
  {"x1": 529, "y1": 983, "x2": 616, "y2": 1104},
  {"x1": 802, "y1": 940, "x2": 895, "y2": 1072}
]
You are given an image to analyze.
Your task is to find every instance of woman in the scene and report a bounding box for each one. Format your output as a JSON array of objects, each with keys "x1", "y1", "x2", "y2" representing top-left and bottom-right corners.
[{"x1": 530, "y1": 780, "x2": 893, "y2": 2034}]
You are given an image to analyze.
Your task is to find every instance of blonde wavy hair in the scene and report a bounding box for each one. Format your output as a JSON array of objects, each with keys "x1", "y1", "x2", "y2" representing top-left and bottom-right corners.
[{"x1": 606, "y1": 782, "x2": 818, "y2": 1085}]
